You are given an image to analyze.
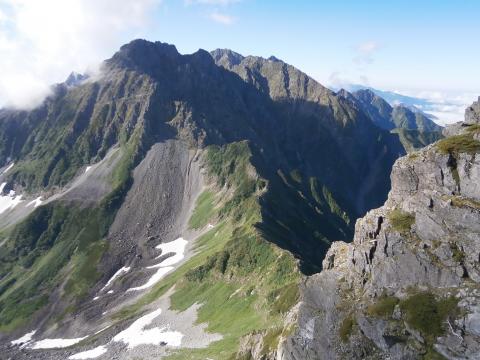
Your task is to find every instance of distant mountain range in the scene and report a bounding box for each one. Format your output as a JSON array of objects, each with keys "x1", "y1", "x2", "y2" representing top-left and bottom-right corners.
[
  {"x1": 337, "y1": 88, "x2": 444, "y2": 152},
  {"x1": 340, "y1": 83, "x2": 474, "y2": 126},
  {"x1": 343, "y1": 84, "x2": 432, "y2": 108}
]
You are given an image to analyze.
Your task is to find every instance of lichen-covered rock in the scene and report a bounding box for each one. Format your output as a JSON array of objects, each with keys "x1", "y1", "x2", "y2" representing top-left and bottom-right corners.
[{"x1": 280, "y1": 101, "x2": 480, "y2": 359}]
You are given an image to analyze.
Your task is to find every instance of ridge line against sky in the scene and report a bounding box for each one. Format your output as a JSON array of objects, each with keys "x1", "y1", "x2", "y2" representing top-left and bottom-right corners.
[{"x1": 0, "y1": 0, "x2": 478, "y2": 123}]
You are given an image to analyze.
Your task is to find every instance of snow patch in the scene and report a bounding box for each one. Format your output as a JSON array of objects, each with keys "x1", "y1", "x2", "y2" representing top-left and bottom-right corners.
[
  {"x1": 107, "y1": 290, "x2": 114, "y2": 294},
  {"x1": 93, "y1": 296, "x2": 100, "y2": 301},
  {"x1": 85, "y1": 166, "x2": 92, "y2": 173},
  {"x1": 101, "y1": 266, "x2": 130, "y2": 291},
  {"x1": 31, "y1": 336, "x2": 87, "y2": 349},
  {"x1": 112, "y1": 308, "x2": 183, "y2": 348},
  {"x1": 69, "y1": 345, "x2": 107, "y2": 359},
  {"x1": 127, "y1": 266, "x2": 173, "y2": 292},
  {"x1": 0, "y1": 182, "x2": 23, "y2": 214},
  {"x1": 11, "y1": 330, "x2": 36, "y2": 346},
  {"x1": 207, "y1": 223, "x2": 214, "y2": 229},
  {"x1": 127, "y1": 238, "x2": 187, "y2": 292},
  {"x1": 2, "y1": 162, "x2": 14, "y2": 174},
  {"x1": 27, "y1": 196, "x2": 43, "y2": 208},
  {"x1": 151, "y1": 238, "x2": 188, "y2": 267}
]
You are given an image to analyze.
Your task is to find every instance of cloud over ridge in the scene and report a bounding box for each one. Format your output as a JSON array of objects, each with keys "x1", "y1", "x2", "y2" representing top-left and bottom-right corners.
[{"x1": 0, "y1": 0, "x2": 162, "y2": 109}]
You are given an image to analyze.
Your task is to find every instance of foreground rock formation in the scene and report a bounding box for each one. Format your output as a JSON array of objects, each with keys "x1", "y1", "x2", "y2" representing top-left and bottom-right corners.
[{"x1": 280, "y1": 100, "x2": 480, "y2": 359}]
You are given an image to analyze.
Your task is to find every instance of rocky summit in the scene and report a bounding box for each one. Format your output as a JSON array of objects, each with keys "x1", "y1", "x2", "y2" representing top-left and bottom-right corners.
[{"x1": 0, "y1": 39, "x2": 476, "y2": 360}]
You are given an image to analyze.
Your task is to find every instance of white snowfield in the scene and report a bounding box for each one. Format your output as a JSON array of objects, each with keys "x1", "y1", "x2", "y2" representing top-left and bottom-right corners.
[
  {"x1": 31, "y1": 336, "x2": 87, "y2": 349},
  {"x1": 67, "y1": 307, "x2": 185, "y2": 358},
  {"x1": 69, "y1": 345, "x2": 107, "y2": 359},
  {"x1": 101, "y1": 266, "x2": 130, "y2": 291},
  {"x1": 0, "y1": 182, "x2": 23, "y2": 214},
  {"x1": 2, "y1": 162, "x2": 14, "y2": 174},
  {"x1": 85, "y1": 166, "x2": 92, "y2": 173},
  {"x1": 151, "y1": 237, "x2": 188, "y2": 267},
  {"x1": 26, "y1": 196, "x2": 43, "y2": 208},
  {"x1": 11, "y1": 330, "x2": 36, "y2": 346},
  {"x1": 112, "y1": 308, "x2": 183, "y2": 348},
  {"x1": 127, "y1": 237, "x2": 187, "y2": 292},
  {"x1": 127, "y1": 267, "x2": 173, "y2": 292}
]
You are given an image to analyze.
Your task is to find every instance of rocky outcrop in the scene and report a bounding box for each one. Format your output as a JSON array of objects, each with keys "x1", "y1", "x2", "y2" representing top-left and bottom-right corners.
[
  {"x1": 465, "y1": 97, "x2": 480, "y2": 125},
  {"x1": 281, "y1": 102, "x2": 480, "y2": 359}
]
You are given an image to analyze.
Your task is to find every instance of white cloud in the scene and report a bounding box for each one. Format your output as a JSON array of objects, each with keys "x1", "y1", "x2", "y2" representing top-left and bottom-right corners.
[
  {"x1": 0, "y1": 0, "x2": 162, "y2": 109},
  {"x1": 185, "y1": 0, "x2": 239, "y2": 24},
  {"x1": 396, "y1": 89, "x2": 479, "y2": 125},
  {"x1": 356, "y1": 41, "x2": 380, "y2": 55},
  {"x1": 209, "y1": 11, "x2": 235, "y2": 25},
  {"x1": 326, "y1": 71, "x2": 369, "y2": 90},
  {"x1": 327, "y1": 71, "x2": 347, "y2": 89},
  {"x1": 0, "y1": 8, "x2": 6, "y2": 23},
  {"x1": 353, "y1": 40, "x2": 382, "y2": 66}
]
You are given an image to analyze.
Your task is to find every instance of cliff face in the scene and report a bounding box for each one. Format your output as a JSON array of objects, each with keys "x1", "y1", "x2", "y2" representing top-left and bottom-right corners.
[
  {"x1": 280, "y1": 103, "x2": 480, "y2": 359},
  {"x1": 465, "y1": 97, "x2": 480, "y2": 125}
]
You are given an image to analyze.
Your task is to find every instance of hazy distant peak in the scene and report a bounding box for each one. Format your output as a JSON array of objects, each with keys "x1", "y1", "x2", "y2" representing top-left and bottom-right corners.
[
  {"x1": 267, "y1": 55, "x2": 282, "y2": 62},
  {"x1": 65, "y1": 72, "x2": 88, "y2": 87}
]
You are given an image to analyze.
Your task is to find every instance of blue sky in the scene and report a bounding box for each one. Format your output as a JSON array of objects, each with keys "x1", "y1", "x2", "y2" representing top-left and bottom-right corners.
[
  {"x1": 148, "y1": 0, "x2": 480, "y2": 92},
  {"x1": 0, "y1": 0, "x2": 479, "y2": 121}
]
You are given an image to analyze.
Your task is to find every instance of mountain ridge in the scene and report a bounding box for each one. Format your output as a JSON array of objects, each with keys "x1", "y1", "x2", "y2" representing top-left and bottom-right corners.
[{"x1": 0, "y1": 39, "x2": 470, "y2": 360}]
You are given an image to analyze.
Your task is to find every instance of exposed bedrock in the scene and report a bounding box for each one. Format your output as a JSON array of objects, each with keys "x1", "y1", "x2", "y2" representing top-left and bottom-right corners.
[{"x1": 281, "y1": 109, "x2": 480, "y2": 359}]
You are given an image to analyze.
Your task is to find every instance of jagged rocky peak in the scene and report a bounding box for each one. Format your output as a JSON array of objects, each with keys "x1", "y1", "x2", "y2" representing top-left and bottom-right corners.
[
  {"x1": 465, "y1": 96, "x2": 480, "y2": 124},
  {"x1": 210, "y1": 46, "x2": 337, "y2": 103},
  {"x1": 267, "y1": 55, "x2": 282, "y2": 62},
  {"x1": 106, "y1": 39, "x2": 181, "y2": 71},
  {"x1": 282, "y1": 98, "x2": 480, "y2": 359},
  {"x1": 64, "y1": 71, "x2": 88, "y2": 87},
  {"x1": 444, "y1": 97, "x2": 480, "y2": 137},
  {"x1": 353, "y1": 88, "x2": 381, "y2": 103},
  {"x1": 336, "y1": 88, "x2": 351, "y2": 97},
  {"x1": 210, "y1": 48, "x2": 245, "y2": 68}
]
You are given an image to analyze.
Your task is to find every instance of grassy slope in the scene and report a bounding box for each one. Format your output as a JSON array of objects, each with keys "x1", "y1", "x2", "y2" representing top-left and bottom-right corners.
[
  {"x1": 392, "y1": 128, "x2": 443, "y2": 153},
  {"x1": 1, "y1": 72, "x2": 153, "y2": 193},
  {"x1": 0, "y1": 122, "x2": 146, "y2": 332},
  {"x1": 113, "y1": 141, "x2": 301, "y2": 359},
  {"x1": 0, "y1": 138, "x2": 301, "y2": 356},
  {"x1": 188, "y1": 191, "x2": 216, "y2": 229}
]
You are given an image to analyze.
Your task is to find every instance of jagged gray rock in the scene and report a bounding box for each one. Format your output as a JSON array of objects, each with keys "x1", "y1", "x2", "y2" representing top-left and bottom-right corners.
[
  {"x1": 465, "y1": 97, "x2": 480, "y2": 125},
  {"x1": 279, "y1": 100, "x2": 480, "y2": 359}
]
